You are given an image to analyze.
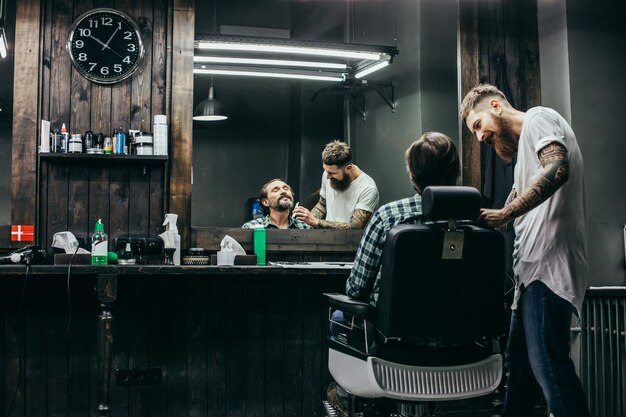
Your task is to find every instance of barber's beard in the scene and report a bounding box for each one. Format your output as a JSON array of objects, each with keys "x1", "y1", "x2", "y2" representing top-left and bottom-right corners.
[
  {"x1": 330, "y1": 175, "x2": 351, "y2": 191},
  {"x1": 493, "y1": 115, "x2": 518, "y2": 162}
]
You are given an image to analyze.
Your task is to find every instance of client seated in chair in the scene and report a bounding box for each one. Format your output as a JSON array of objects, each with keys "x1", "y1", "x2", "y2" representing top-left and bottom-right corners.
[{"x1": 324, "y1": 133, "x2": 505, "y2": 417}]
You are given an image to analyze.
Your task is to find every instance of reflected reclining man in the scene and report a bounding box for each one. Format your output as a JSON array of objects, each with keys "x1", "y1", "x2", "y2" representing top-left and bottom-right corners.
[{"x1": 242, "y1": 179, "x2": 312, "y2": 230}]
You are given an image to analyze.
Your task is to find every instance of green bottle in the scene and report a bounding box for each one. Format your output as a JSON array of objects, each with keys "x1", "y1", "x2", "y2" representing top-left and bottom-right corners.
[
  {"x1": 91, "y1": 219, "x2": 108, "y2": 265},
  {"x1": 253, "y1": 228, "x2": 266, "y2": 266}
]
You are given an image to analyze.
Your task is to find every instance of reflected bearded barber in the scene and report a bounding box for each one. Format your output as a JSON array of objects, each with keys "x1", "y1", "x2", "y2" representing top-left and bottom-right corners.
[{"x1": 293, "y1": 140, "x2": 379, "y2": 229}]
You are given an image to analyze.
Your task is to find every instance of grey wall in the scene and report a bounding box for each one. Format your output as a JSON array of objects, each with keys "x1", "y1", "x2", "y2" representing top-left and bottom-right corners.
[
  {"x1": 352, "y1": 0, "x2": 459, "y2": 206},
  {"x1": 540, "y1": 0, "x2": 626, "y2": 286},
  {"x1": 564, "y1": 0, "x2": 626, "y2": 286}
]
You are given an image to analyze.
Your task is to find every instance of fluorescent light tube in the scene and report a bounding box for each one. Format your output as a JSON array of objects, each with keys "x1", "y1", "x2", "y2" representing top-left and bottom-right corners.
[
  {"x1": 0, "y1": 28, "x2": 7, "y2": 59},
  {"x1": 197, "y1": 41, "x2": 381, "y2": 61},
  {"x1": 193, "y1": 56, "x2": 348, "y2": 70},
  {"x1": 194, "y1": 68, "x2": 344, "y2": 82},
  {"x1": 354, "y1": 60, "x2": 390, "y2": 79}
]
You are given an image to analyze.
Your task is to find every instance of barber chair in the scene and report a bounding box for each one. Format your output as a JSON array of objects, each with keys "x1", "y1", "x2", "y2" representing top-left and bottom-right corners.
[{"x1": 324, "y1": 186, "x2": 506, "y2": 417}]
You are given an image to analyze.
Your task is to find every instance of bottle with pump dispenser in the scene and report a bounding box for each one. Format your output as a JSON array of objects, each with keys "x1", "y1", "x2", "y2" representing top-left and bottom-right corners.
[
  {"x1": 163, "y1": 213, "x2": 181, "y2": 265},
  {"x1": 91, "y1": 219, "x2": 108, "y2": 265}
]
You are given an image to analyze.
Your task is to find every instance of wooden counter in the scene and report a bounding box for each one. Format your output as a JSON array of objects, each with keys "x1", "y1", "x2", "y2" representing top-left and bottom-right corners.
[{"x1": 0, "y1": 264, "x2": 349, "y2": 417}]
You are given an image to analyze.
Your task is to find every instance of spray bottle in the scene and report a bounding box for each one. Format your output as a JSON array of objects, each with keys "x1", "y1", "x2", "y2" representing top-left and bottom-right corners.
[
  {"x1": 91, "y1": 219, "x2": 108, "y2": 265},
  {"x1": 163, "y1": 213, "x2": 181, "y2": 265}
]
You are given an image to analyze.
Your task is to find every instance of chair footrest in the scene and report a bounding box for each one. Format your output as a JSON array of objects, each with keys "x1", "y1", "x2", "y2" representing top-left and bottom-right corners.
[
  {"x1": 370, "y1": 354, "x2": 503, "y2": 400},
  {"x1": 329, "y1": 348, "x2": 502, "y2": 401}
]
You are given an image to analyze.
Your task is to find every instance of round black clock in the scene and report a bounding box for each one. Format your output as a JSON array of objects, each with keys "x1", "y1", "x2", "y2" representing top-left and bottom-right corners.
[{"x1": 67, "y1": 8, "x2": 144, "y2": 84}]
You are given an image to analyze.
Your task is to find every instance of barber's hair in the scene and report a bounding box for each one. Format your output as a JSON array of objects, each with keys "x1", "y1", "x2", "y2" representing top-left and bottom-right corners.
[
  {"x1": 460, "y1": 84, "x2": 508, "y2": 123},
  {"x1": 259, "y1": 178, "x2": 293, "y2": 215},
  {"x1": 405, "y1": 132, "x2": 460, "y2": 195},
  {"x1": 322, "y1": 140, "x2": 352, "y2": 167}
]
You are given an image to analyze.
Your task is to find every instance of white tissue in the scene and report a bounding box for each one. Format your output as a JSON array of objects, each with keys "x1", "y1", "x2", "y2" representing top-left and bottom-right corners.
[
  {"x1": 220, "y1": 235, "x2": 246, "y2": 256},
  {"x1": 51, "y1": 231, "x2": 90, "y2": 254}
]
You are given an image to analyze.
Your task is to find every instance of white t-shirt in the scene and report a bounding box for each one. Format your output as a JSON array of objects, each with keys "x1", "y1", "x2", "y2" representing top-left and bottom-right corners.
[
  {"x1": 319, "y1": 171, "x2": 379, "y2": 223},
  {"x1": 512, "y1": 107, "x2": 587, "y2": 315}
]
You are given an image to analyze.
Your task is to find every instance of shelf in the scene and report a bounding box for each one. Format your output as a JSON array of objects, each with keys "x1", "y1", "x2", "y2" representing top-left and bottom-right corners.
[{"x1": 39, "y1": 153, "x2": 168, "y2": 164}]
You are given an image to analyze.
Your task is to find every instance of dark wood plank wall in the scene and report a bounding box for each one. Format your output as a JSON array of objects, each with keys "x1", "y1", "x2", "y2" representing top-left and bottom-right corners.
[
  {"x1": 34, "y1": 0, "x2": 171, "y2": 249},
  {"x1": 0, "y1": 272, "x2": 345, "y2": 417},
  {"x1": 459, "y1": 0, "x2": 541, "y2": 189}
]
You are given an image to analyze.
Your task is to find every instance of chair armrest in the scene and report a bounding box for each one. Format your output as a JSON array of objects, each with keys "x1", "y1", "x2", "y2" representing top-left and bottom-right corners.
[{"x1": 324, "y1": 293, "x2": 374, "y2": 320}]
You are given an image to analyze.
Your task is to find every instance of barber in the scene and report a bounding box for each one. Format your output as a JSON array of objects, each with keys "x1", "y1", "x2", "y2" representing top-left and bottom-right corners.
[{"x1": 293, "y1": 140, "x2": 379, "y2": 229}]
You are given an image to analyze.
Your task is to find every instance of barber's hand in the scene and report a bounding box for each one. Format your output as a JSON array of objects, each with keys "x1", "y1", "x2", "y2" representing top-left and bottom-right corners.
[
  {"x1": 478, "y1": 208, "x2": 511, "y2": 229},
  {"x1": 292, "y1": 206, "x2": 319, "y2": 227}
]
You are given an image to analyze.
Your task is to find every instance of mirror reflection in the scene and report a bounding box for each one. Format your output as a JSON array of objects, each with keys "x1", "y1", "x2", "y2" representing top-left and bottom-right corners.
[{"x1": 192, "y1": 0, "x2": 459, "y2": 227}]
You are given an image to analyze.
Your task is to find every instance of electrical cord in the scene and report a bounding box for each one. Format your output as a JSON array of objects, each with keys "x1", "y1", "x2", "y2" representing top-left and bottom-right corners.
[{"x1": 65, "y1": 243, "x2": 80, "y2": 339}]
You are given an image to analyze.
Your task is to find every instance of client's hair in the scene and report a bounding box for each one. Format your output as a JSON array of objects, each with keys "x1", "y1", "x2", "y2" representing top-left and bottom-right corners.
[{"x1": 405, "y1": 132, "x2": 460, "y2": 195}]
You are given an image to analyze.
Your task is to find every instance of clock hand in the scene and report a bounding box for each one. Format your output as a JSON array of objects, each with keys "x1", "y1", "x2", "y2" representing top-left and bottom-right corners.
[
  {"x1": 101, "y1": 27, "x2": 119, "y2": 51},
  {"x1": 90, "y1": 35, "x2": 124, "y2": 59}
]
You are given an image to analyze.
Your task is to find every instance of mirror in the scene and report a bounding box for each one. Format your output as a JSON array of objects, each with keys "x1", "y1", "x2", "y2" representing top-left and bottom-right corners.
[{"x1": 191, "y1": 0, "x2": 460, "y2": 227}]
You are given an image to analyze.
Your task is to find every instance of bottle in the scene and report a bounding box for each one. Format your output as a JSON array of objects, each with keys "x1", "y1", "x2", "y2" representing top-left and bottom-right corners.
[
  {"x1": 91, "y1": 219, "x2": 108, "y2": 265},
  {"x1": 103, "y1": 136, "x2": 113, "y2": 154},
  {"x1": 254, "y1": 228, "x2": 266, "y2": 266},
  {"x1": 60, "y1": 123, "x2": 69, "y2": 153},
  {"x1": 163, "y1": 213, "x2": 181, "y2": 265},
  {"x1": 153, "y1": 115, "x2": 168, "y2": 156}
]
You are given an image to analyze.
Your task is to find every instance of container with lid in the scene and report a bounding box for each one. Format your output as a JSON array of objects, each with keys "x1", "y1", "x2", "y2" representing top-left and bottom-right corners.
[
  {"x1": 69, "y1": 134, "x2": 83, "y2": 153},
  {"x1": 133, "y1": 132, "x2": 154, "y2": 155}
]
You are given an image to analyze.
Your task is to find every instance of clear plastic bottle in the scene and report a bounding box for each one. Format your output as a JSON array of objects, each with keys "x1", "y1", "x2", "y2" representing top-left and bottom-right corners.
[
  {"x1": 103, "y1": 136, "x2": 113, "y2": 154},
  {"x1": 91, "y1": 219, "x2": 108, "y2": 265}
]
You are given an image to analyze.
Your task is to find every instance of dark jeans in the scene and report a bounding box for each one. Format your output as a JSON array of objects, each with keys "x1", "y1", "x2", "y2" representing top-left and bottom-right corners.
[
  {"x1": 503, "y1": 281, "x2": 590, "y2": 417},
  {"x1": 329, "y1": 309, "x2": 347, "y2": 339}
]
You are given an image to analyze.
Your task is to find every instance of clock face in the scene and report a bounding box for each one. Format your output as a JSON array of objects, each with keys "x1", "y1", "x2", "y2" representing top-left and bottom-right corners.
[{"x1": 67, "y1": 8, "x2": 144, "y2": 84}]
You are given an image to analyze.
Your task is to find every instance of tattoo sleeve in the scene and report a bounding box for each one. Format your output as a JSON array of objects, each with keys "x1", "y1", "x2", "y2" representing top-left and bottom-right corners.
[
  {"x1": 310, "y1": 197, "x2": 327, "y2": 220},
  {"x1": 504, "y1": 142, "x2": 569, "y2": 219},
  {"x1": 317, "y1": 209, "x2": 373, "y2": 229}
]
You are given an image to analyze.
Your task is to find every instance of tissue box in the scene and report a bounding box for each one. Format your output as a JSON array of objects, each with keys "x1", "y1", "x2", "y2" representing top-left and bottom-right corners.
[
  {"x1": 210, "y1": 254, "x2": 257, "y2": 265},
  {"x1": 54, "y1": 253, "x2": 92, "y2": 265}
]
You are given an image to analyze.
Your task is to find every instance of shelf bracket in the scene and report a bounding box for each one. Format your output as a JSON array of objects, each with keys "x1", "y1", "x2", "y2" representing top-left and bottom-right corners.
[
  {"x1": 347, "y1": 94, "x2": 367, "y2": 121},
  {"x1": 369, "y1": 81, "x2": 396, "y2": 112}
]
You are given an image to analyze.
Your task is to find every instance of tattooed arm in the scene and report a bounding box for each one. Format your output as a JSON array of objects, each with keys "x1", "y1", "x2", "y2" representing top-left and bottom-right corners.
[
  {"x1": 310, "y1": 197, "x2": 327, "y2": 220},
  {"x1": 317, "y1": 208, "x2": 373, "y2": 229},
  {"x1": 478, "y1": 142, "x2": 569, "y2": 228},
  {"x1": 293, "y1": 198, "x2": 374, "y2": 229}
]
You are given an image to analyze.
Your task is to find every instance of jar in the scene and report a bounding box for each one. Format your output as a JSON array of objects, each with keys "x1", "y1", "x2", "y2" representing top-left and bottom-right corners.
[{"x1": 68, "y1": 134, "x2": 83, "y2": 153}]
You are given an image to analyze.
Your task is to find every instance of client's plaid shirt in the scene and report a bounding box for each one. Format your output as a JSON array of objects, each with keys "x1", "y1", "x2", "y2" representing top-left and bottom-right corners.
[
  {"x1": 242, "y1": 215, "x2": 312, "y2": 229},
  {"x1": 347, "y1": 194, "x2": 423, "y2": 306}
]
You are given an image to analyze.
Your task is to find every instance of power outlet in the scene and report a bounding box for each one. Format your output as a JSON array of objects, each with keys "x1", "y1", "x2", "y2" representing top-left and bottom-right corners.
[
  {"x1": 131, "y1": 238, "x2": 147, "y2": 254},
  {"x1": 115, "y1": 367, "x2": 162, "y2": 386},
  {"x1": 114, "y1": 237, "x2": 162, "y2": 255},
  {"x1": 145, "y1": 237, "x2": 163, "y2": 255}
]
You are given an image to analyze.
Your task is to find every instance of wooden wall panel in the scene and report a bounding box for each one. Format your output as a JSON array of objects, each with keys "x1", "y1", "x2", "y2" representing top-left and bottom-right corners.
[
  {"x1": 11, "y1": 0, "x2": 42, "y2": 228},
  {"x1": 459, "y1": 0, "x2": 541, "y2": 189},
  {"x1": 170, "y1": 0, "x2": 194, "y2": 250},
  {"x1": 29, "y1": 0, "x2": 174, "y2": 250}
]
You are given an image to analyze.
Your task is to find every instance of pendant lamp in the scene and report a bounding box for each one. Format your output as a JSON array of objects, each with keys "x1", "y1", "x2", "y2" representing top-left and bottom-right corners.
[{"x1": 193, "y1": 83, "x2": 228, "y2": 121}]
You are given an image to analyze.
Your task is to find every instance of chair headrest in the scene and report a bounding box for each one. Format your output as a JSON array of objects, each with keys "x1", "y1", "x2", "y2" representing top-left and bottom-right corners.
[{"x1": 422, "y1": 186, "x2": 481, "y2": 221}]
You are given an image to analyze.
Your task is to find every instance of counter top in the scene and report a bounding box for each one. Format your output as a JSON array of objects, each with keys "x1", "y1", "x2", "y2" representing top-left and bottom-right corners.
[{"x1": 0, "y1": 263, "x2": 352, "y2": 276}]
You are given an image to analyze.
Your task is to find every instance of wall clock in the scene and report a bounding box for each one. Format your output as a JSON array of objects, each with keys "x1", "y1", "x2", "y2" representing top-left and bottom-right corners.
[{"x1": 67, "y1": 8, "x2": 145, "y2": 84}]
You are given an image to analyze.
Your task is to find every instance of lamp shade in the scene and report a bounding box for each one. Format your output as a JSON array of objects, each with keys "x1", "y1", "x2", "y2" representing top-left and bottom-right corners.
[{"x1": 193, "y1": 86, "x2": 228, "y2": 121}]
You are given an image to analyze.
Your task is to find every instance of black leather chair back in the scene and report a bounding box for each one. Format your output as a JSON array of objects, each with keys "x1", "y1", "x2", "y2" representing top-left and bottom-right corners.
[{"x1": 375, "y1": 186, "x2": 505, "y2": 340}]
